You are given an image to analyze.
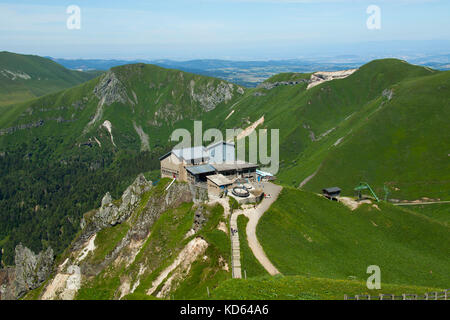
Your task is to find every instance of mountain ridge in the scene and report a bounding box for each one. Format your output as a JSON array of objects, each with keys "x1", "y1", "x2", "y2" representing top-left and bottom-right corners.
[{"x1": 0, "y1": 52, "x2": 101, "y2": 107}]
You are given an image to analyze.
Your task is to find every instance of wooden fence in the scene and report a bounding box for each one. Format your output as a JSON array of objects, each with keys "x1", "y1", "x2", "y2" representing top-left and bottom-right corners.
[{"x1": 345, "y1": 289, "x2": 448, "y2": 300}]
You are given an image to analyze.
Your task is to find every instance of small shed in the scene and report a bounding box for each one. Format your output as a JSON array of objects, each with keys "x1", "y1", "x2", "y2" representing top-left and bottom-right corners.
[{"x1": 322, "y1": 187, "x2": 341, "y2": 200}]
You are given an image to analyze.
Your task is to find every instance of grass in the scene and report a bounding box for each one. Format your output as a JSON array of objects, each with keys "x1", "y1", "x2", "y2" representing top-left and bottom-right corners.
[
  {"x1": 2, "y1": 59, "x2": 448, "y2": 268},
  {"x1": 210, "y1": 275, "x2": 445, "y2": 300},
  {"x1": 237, "y1": 215, "x2": 268, "y2": 278},
  {"x1": 218, "y1": 58, "x2": 449, "y2": 201},
  {"x1": 122, "y1": 202, "x2": 230, "y2": 300},
  {"x1": 301, "y1": 70, "x2": 450, "y2": 201},
  {"x1": 403, "y1": 203, "x2": 450, "y2": 226},
  {"x1": 0, "y1": 51, "x2": 98, "y2": 106},
  {"x1": 228, "y1": 196, "x2": 241, "y2": 213},
  {"x1": 22, "y1": 279, "x2": 49, "y2": 300},
  {"x1": 77, "y1": 201, "x2": 195, "y2": 300},
  {"x1": 135, "y1": 202, "x2": 195, "y2": 269},
  {"x1": 170, "y1": 204, "x2": 231, "y2": 300},
  {"x1": 125, "y1": 203, "x2": 231, "y2": 300},
  {"x1": 257, "y1": 187, "x2": 450, "y2": 289},
  {"x1": 2, "y1": 58, "x2": 449, "y2": 300},
  {"x1": 76, "y1": 266, "x2": 125, "y2": 300},
  {"x1": 90, "y1": 222, "x2": 130, "y2": 263}
]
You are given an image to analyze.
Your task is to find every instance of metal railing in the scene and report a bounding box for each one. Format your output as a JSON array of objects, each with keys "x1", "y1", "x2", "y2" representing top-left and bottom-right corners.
[{"x1": 345, "y1": 289, "x2": 448, "y2": 300}]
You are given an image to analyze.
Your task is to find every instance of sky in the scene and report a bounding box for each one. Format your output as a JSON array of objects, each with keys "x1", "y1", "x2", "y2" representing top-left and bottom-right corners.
[{"x1": 0, "y1": 0, "x2": 449, "y2": 60}]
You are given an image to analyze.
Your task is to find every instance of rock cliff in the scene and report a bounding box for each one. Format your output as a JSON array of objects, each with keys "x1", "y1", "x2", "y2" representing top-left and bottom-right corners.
[
  {"x1": 34, "y1": 175, "x2": 221, "y2": 300},
  {"x1": 0, "y1": 245, "x2": 54, "y2": 300}
]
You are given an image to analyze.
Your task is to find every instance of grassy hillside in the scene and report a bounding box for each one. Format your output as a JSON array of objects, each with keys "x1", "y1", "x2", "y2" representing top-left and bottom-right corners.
[
  {"x1": 0, "y1": 63, "x2": 244, "y2": 266},
  {"x1": 404, "y1": 204, "x2": 450, "y2": 225},
  {"x1": 257, "y1": 187, "x2": 449, "y2": 289},
  {"x1": 4, "y1": 57, "x2": 448, "y2": 300},
  {"x1": 216, "y1": 59, "x2": 448, "y2": 201},
  {"x1": 210, "y1": 275, "x2": 445, "y2": 300},
  {"x1": 22, "y1": 178, "x2": 231, "y2": 300},
  {"x1": 1, "y1": 57, "x2": 448, "y2": 274},
  {"x1": 0, "y1": 63, "x2": 245, "y2": 149},
  {"x1": 237, "y1": 215, "x2": 268, "y2": 278},
  {"x1": 0, "y1": 52, "x2": 100, "y2": 106},
  {"x1": 76, "y1": 201, "x2": 198, "y2": 300},
  {"x1": 302, "y1": 70, "x2": 450, "y2": 200}
]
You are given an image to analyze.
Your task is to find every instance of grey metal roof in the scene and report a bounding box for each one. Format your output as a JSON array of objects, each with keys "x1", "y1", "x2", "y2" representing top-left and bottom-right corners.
[
  {"x1": 211, "y1": 161, "x2": 258, "y2": 172},
  {"x1": 322, "y1": 187, "x2": 341, "y2": 193},
  {"x1": 186, "y1": 164, "x2": 216, "y2": 175}
]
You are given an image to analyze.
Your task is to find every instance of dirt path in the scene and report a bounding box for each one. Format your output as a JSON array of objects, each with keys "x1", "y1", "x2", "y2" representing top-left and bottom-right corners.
[
  {"x1": 230, "y1": 182, "x2": 282, "y2": 277},
  {"x1": 393, "y1": 201, "x2": 450, "y2": 206},
  {"x1": 298, "y1": 164, "x2": 321, "y2": 188}
]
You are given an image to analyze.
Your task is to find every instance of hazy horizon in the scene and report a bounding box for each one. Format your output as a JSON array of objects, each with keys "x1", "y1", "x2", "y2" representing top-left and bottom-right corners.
[{"x1": 1, "y1": 0, "x2": 450, "y2": 61}]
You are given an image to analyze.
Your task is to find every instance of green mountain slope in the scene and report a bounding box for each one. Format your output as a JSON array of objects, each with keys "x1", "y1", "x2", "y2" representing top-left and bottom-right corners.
[
  {"x1": 0, "y1": 57, "x2": 448, "y2": 273},
  {"x1": 22, "y1": 182, "x2": 448, "y2": 300},
  {"x1": 257, "y1": 188, "x2": 449, "y2": 289},
  {"x1": 22, "y1": 177, "x2": 230, "y2": 300},
  {"x1": 406, "y1": 203, "x2": 450, "y2": 225},
  {"x1": 298, "y1": 70, "x2": 450, "y2": 200},
  {"x1": 0, "y1": 63, "x2": 244, "y2": 265},
  {"x1": 0, "y1": 52, "x2": 100, "y2": 107},
  {"x1": 210, "y1": 275, "x2": 445, "y2": 300},
  {"x1": 1, "y1": 56, "x2": 449, "y2": 299},
  {"x1": 0, "y1": 63, "x2": 244, "y2": 148},
  {"x1": 218, "y1": 59, "x2": 448, "y2": 201}
]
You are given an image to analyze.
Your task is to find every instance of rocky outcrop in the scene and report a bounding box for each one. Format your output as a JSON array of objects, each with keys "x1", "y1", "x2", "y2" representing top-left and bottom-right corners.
[
  {"x1": 39, "y1": 177, "x2": 194, "y2": 300},
  {"x1": 93, "y1": 71, "x2": 131, "y2": 106},
  {"x1": 84, "y1": 71, "x2": 135, "y2": 134},
  {"x1": 41, "y1": 264, "x2": 81, "y2": 300},
  {"x1": 307, "y1": 69, "x2": 357, "y2": 90},
  {"x1": 0, "y1": 69, "x2": 31, "y2": 80},
  {"x1": 382, "y1": 89, "x2": 394, "y2": 100},
  {"x1": 0, "y1": 245, "x2": 54, "y2": 300},
  {"x1": 0, "y1": 120, "x2": 44, "y2": 136},
  {"x1": 190, "y1": 80, "x2": 241, "y2": 112},
  {"x1": 14, "y1": 245, "x2": 54, "y2": 297},
  {"x1": 0, "y1": 267, "x2": 15, "y2": 300},
  {"x1": 258, "y1": 79, "x2": 308, "y2": 90},
  {"x1": 129, "y1": 182, "x2": 192, "y2": 241},
  {"x1": 132, "y1": 121, "x2": 150, "y2": 152},
  {"x1": 152, "y1": 103, "x2": 185, "y2": 126},
  {"x1": 188, "y1": 184, "x2": 209, "y2": 202},
  {"x1": 79, "y1": 174, "x2": 152, "y2": 243},
  {"x1": 192, "y1": 206, "x2": 207, "y2": 232}
]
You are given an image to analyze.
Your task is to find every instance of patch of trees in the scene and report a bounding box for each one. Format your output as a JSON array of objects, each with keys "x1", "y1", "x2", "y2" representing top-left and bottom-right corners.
[{"x1": 0, "y1": 137, "x2": 166, "y2": 266}]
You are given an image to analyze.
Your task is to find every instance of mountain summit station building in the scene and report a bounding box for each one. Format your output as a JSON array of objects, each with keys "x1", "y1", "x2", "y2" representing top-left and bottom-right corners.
[{"x1": 159, "y1": 141, "x2": 259, "y2": 197}]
